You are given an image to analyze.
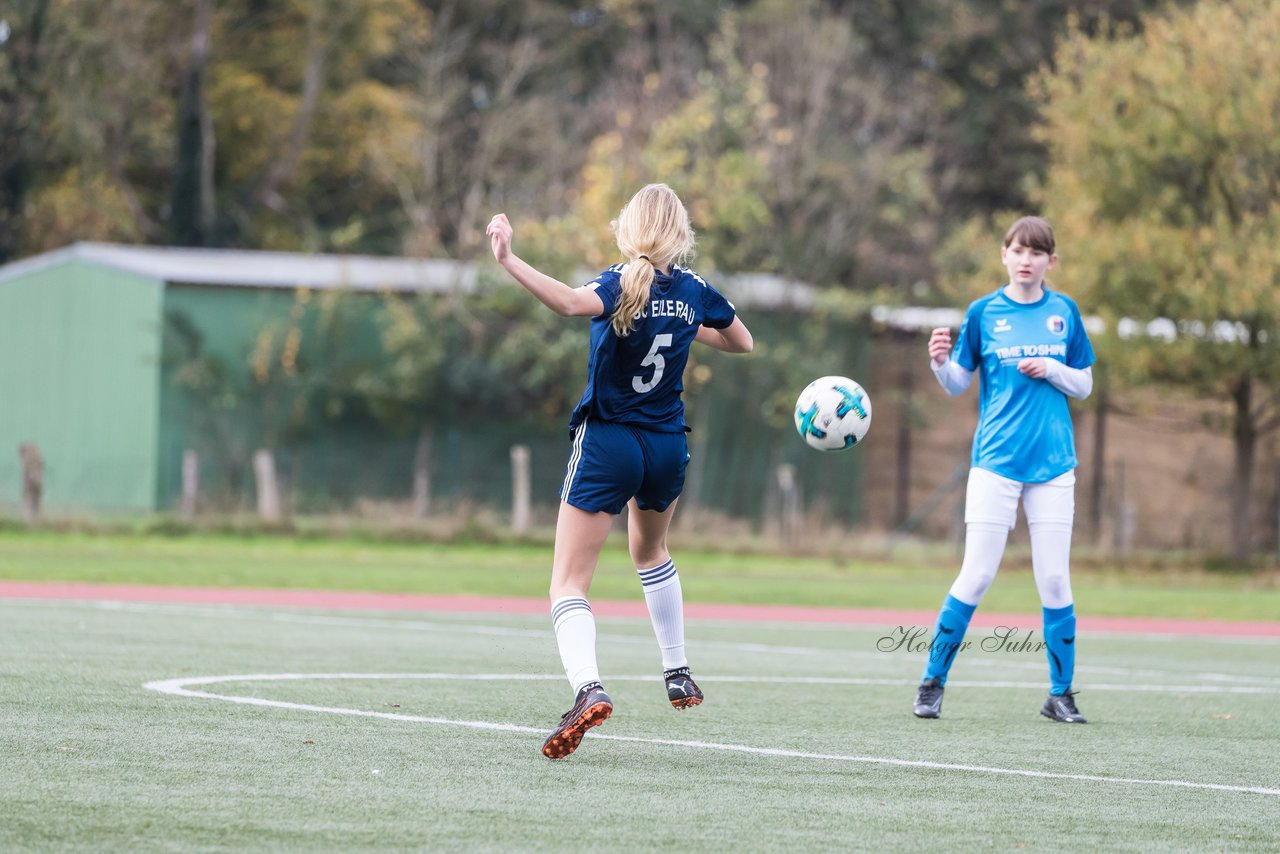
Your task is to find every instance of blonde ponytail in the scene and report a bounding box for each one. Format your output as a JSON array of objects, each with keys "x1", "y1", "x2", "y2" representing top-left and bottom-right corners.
[
  {"x1": 612, "y1": 260, "x2": 657, "y2": 337},
  {"x1": 609, "y1": 184, "x2": 695, "y2": 337}
]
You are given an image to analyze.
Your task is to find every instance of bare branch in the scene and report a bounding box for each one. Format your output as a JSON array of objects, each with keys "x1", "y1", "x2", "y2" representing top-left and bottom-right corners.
[{"x1": 252, "y1": 1, "x2": 334, "y2": 212}]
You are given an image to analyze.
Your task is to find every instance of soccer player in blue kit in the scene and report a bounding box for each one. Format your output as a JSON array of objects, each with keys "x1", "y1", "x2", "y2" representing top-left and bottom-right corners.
[
  {"x1": 486, "y1": 184, "x2": 754, "y2": 758},
  {"x1": 914, "y1": 216, "x2": 1096, "y2": 724}
]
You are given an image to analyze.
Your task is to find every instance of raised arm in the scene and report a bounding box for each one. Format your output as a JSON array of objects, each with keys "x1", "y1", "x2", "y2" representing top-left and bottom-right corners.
[
  {"x1": 696, "y1": 317, "x2": 753, "y2": 354},
  {"x1": 486, "y1": 213, "x2": 604, "y2": 317},
  {"x1": 928, "y1": 326, "x2": 972, "y2": 395}
]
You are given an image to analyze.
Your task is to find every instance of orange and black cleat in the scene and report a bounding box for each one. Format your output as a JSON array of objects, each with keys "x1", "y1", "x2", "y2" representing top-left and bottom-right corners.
[
  {"x1": 542, "y1": 684, "x2": 613, "y2": 759},
  {"x1": 663, "y1": 666, "x2": 704, "y2": 710}
]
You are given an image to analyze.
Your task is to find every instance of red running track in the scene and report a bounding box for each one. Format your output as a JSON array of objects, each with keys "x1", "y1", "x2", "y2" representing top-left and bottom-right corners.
[{"x1": 2, "y1": 580, "x2": 1277, "y2": 637}]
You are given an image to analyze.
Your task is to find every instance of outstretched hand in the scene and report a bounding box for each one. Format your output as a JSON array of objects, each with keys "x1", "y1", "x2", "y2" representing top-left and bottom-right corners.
[
  {"x1": 927, "y1": 327, "x2": 952, "y2": 367},
  {"x1": 486, "y1": 213, "x2": 513, "y2": 264}
]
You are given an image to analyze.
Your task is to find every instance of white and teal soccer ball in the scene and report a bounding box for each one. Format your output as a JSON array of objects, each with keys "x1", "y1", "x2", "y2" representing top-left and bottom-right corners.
[{"x1": 794, "y1": 376, "x2": 872, "y2": 451}]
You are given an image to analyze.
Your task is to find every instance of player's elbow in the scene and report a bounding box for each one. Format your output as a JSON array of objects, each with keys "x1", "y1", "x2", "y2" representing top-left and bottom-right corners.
[
  {"x1": 723, "y1": 322, "x2": 753, "y2": 354},
  {"x1": 555, "y1": 290, "x2": 599, "y2": 318},
  {"x1": 937, "y1": 375, "x2": 972, "y2": 396},
  {"x1": 1063, "y1": 365, "x2": 1094, "y2": 399}
]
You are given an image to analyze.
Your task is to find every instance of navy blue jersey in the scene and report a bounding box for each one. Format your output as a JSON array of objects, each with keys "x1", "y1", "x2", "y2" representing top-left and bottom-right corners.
[
  {"x1": 568, "y1": 264, "x2": 736, "y2": 433},
  {"x1": 952, "y1": 286, "x2": 1096, "y2": 482}
]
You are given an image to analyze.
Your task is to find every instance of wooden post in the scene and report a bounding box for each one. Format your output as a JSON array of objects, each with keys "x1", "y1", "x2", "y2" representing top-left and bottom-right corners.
[
  {"x1": 511, "y1": 444, "x2": 530, "y2": 534},
  {"x1": 1089, "y1": 379, "x2": 1109, "y2": 545},
  {"x1": 1112, "y1": 458, "x2": 1133, "y2": 555},
  {"x1": 411, "y1": 427, "x2": 432, "y2": 520},
  {"x1": 181, "y1": 450, "x2": 199, "y2": 520},
  {"x1": 253, "y1": 449, "x2": 282, "y2": 523},
  {"x1": 894, "y1": 330, "x2": 915, "y2": 528},
  {"x1": 18, "y1": 443, "x2": 42, "y2": 525},
  {"x1": 776, "y1": 463, "x2": 800, "y2": 549}
]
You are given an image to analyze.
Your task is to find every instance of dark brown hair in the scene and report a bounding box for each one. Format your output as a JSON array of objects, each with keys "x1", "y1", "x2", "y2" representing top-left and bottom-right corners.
[{"x1": 1003, "y1": 216, "x2": 1055, "y2": 254}]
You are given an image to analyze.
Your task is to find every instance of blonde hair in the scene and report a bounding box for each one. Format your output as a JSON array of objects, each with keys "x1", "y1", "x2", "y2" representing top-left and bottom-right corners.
[{"x1": 609, "y1": 184, "x2": 695, "y2": 337}]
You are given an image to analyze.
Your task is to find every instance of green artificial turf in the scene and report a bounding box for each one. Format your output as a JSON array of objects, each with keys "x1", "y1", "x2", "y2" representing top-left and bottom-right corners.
[{"x1": 1, "y1": 598, "x2": 1276, "y2": 851}]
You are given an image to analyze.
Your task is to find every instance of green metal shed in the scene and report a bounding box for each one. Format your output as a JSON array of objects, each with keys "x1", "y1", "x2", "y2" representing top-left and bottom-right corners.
[
  {"x1": 0, "y1": 243, "x2": 473, "y2": 515},
  {"x1": 1, "y1": 244, "x2": 869, "y2": 525}
]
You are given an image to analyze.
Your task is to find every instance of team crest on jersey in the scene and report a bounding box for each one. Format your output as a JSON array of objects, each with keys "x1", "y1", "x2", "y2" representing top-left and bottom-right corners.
[{"x1": 1046, "y1": 315, "x2": 1067, "y2": 336}]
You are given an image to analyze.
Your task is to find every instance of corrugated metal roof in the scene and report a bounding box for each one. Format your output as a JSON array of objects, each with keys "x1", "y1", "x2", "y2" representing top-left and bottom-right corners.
[
  {"x1": 0, "y1": 242, "x2": 476, "y2": 292},
  {"x1": 4, "y1": 242, "x2": 1046, "y2": 333},
  {"x1": 870, "y1": 304, "x2": 964, "y2": 331}
]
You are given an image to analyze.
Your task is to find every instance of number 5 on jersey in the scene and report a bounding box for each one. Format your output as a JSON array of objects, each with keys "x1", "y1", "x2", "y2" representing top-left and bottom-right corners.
[{"x1": 633, "y1": 334, "x2": 673, "y2": 393}]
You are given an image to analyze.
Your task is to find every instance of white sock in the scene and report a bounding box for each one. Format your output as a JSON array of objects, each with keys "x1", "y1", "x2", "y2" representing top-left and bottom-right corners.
[
  {"x1": 637, "y1": 559, "x2": 687, "y2": 671},
  {"x1": 551, "y1": 596, "x2": 599, "y2": 694}
]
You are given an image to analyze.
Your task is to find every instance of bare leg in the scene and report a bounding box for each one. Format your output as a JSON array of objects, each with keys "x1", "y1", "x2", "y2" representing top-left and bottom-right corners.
[
  {"x1": 627, "y1": 497, "x2": 678, "y2": 568},
  {"x1": 550, "y1": 501, "x2": 615, "y2": 600}
]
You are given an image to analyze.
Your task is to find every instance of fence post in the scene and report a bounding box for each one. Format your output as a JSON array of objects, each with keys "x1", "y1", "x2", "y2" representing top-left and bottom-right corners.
[
  {"x1": 181, "y1": 450, "x2": 199, "y2": 520},
  {"x1": 1112, "y1": 458, "x2": 1133, "y2": 555},
  {"x1": 18, "y1": 443, "x2": 42, "y2": 525},
  {"x1": 412, "y1": 427, "x2": 432, "y2": 520},
  {"x1": 511, "y1": 444, "x2": 530, "y2": 534},
  {"x1": 253, "y1": 449, "x2": 282, "y2": 523},
  {"x1": 776, "y1": 463, "x2": 800, "y2": 549}
]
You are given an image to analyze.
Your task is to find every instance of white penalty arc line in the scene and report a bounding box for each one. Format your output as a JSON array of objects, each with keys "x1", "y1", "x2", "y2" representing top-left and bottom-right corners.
[
  {"x1": 142, "y1": 672, "x2": 1280, "y2": 797},
  {"x1": 74, "y1": 600, "x2": 1280, "y2": 688}
]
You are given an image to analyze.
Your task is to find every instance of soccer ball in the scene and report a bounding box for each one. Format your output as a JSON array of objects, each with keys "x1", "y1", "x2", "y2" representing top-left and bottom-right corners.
[{"x1": 793, "y1": 376, "x2": 872, "y2": 451}]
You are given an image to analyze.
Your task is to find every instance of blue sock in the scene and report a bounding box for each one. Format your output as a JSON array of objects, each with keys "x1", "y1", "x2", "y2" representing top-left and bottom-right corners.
[
  {"x1": 1043, "y1": 603, "x2": 1077, "y2": 695},
  {"x1": 922, "y1": 594, "x2": 977, "y2": 685}
]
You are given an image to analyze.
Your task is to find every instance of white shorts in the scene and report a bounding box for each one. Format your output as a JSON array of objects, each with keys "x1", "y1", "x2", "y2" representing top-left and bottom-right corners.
[{"x1": 965, "y1": 467, "x2": 1075, "y2": 530}]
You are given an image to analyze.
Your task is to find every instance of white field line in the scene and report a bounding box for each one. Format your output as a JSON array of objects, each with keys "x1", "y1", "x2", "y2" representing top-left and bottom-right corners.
[
  {"x1": 16, "y1": 598, "x2": 1277, "y2": 687},
  {"x1": 142, "y1": 672, "x2": 1280, "y2": 797},
  {"x1": 8, "y1": 595, "x2": 1280, "y2": 646}
]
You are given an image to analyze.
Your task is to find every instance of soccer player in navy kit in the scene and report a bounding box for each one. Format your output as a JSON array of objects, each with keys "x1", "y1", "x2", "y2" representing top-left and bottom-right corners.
[
  {"x1": 914, "y1": 216, "x2": 1096, "y2": 724},
  {"x1": 486, "y1": 184, "x2": 754, "y2": 758}
]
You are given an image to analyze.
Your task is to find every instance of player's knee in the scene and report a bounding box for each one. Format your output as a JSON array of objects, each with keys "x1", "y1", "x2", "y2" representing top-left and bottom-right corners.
[
  {"x1": 630, "y1": 546, "x2": 670, "y2": 570},
  {"x1": 1038, "y1": 574, "x2": 1072, "y2": 606},
  {"x1": 628, "y1": 528, "x2": 670, "y2": 567},
  {"x1": 1028, "y1": 519, "x2": 1073, "y2": 535},
  {"x1": 951, "y1": 572, "x2": 994, "y2": 604}
]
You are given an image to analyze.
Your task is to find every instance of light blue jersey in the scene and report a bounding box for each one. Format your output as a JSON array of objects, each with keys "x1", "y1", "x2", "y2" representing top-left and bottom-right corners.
[{"x1": 952, "y1": 286, "x2": 1095, "y2": 483}]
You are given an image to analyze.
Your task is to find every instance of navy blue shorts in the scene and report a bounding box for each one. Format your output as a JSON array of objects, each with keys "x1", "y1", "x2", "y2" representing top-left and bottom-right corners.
[{"x1": 560, "y1": 420, "x2": 689, "y2": 515}]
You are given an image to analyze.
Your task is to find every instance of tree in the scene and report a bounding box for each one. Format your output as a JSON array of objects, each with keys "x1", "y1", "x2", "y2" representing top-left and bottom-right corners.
[
  {"x1": 520, "y1": 2, "x2": 940, "y2": 290},
  {"x1": 165, "y1": 287, "x2": 376, "y2": 512},
  {"x1": 732, "y1": 0, "x2": 938, "y2": 287},
  {"x1": 1037, "y1": 0, "x2": 1280, "y2": 561},
  {"x1": 357, "y1": 275, "x2": 586, "y2": 517},
  {"x1": 15, "y1": 0, "x2": 182, "y2": 252},
  {"x1": 0, "y1": 0, "x2": 51, "y2": 263},
  {"x1": 848, "y1": 0, "x2": 1183, "y2": 250},
  {"x1": 207, "y1": 0, "x2": 432, "y2": 251},
  {"x1": 354, "y1": 290, "x2": 449, "y2": 517},
  {"x1": 169, "y1": 0, "x2": 216, "y2": 246}
]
